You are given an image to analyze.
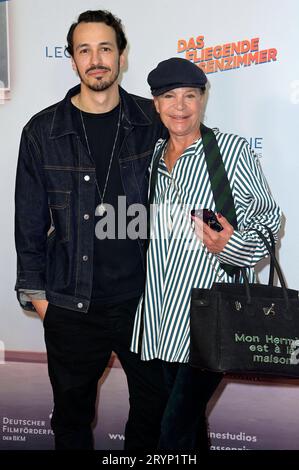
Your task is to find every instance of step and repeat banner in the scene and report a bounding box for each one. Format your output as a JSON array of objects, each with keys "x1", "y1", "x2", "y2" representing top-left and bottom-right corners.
[{"x1": 0, "y1": 0, "x2": 299, "y2": 450}]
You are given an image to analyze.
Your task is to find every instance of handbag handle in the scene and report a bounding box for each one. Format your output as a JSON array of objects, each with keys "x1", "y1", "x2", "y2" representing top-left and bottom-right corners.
[
  {"x1": 237, "y1": 225, "x2": 275, "y2": 292},
  {"x1": 260, "y1": 224, "x2": 275, "y2": 286},
  {"x1": 241, "y1": 229, "x2": 289, "y2": 308}
]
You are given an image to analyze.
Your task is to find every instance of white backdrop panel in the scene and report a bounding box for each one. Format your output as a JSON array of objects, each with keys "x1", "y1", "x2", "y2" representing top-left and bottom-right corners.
[{"x1": 0, "y1": 0, "x2": 298, "y2": 353}]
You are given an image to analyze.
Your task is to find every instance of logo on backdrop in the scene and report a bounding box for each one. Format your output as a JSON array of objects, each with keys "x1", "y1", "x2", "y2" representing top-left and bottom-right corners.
[
  {"x1": 209, "y1": 430, "x2": 258, "y2": 450},
  {"x1": 45, "y1": 46, "x2": 70, "y2": 59},
  {"x1": 246, "y1": 136, "x2": 263, "y2": 158},
  {"x1": 177, "y1": 36, "x2": 278, "y2": 74},
  {"x1": 2, "y1": 416, "x2": 53, "y2": 443}
]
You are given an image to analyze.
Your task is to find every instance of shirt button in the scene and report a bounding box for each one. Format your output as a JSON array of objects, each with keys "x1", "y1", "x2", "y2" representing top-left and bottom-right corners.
[
  {"x1": 82, "y1": 255, "x2": 88, "y2": 261},
  {"x1": 84, "y1": 175, "x2": 90, "y2": 181},
  {"x1": 83, "y1": 214, "x2": 90, "y2": 220},
  {"x1": 77, "y1": 302, "x2": 83, "y2": 309}
]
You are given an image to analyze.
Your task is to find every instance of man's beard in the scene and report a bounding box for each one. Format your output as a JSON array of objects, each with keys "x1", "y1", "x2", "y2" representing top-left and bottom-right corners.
[{"x1": 77, "y1": 60, "x2": 120, "y2": 92}]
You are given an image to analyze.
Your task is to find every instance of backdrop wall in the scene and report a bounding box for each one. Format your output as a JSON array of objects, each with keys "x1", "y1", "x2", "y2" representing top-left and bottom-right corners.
[{"x1": 0, "y1": 0, "x2": 298, "y2": 450}]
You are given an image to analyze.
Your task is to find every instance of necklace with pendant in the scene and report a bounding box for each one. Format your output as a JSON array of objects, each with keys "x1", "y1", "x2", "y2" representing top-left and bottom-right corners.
[{"x1": 79, "y1": 102, "x2": 122, "y2": 216}]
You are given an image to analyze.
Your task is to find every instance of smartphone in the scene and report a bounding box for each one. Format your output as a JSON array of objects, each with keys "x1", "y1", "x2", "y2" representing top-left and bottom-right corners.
[{"x1": 190, "y1": 208, "x2": 223, "y2": 232}]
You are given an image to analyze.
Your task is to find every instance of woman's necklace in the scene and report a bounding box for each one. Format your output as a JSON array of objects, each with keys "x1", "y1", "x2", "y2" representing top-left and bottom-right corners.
[{"x1": 79, "y1": 101, "x2": 122, "y2": 216}]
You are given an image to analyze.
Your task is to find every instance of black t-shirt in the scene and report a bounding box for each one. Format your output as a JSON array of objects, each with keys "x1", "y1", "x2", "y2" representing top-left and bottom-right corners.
[{"x1": 73, "y1": 103, "x2": 144, "y2": 304}]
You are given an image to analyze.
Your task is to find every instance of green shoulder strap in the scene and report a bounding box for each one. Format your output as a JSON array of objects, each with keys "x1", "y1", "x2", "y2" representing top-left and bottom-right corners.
[{"x1": 200, "y1": 123, "x2": 239, "y2": 277}]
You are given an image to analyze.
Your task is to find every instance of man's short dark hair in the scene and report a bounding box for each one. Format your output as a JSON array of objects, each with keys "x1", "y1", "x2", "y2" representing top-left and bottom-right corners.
[{"x1": 66, "y1": 10, "x2": 127, "y2": 57}]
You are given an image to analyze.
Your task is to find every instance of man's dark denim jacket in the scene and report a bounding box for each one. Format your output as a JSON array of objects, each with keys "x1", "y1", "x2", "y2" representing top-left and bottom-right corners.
[{"x1": 15, "y1": 85, "x2": 164, "y2": 313}]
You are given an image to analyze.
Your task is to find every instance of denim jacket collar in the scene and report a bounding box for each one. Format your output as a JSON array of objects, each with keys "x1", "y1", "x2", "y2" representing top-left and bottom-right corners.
[{"x1": 50, "y1": 84, "x2": 153, "y2": 139}]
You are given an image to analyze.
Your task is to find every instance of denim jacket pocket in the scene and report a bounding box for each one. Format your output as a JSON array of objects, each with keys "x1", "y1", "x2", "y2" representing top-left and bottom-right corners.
[{"x1": 47, "y1": 191, "x2": 71, "y2": 242}]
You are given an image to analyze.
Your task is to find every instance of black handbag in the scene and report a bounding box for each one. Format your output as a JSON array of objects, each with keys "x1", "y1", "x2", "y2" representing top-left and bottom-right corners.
[{"x1": 189, "y1": 229, "x2": 299, "y2": 377}]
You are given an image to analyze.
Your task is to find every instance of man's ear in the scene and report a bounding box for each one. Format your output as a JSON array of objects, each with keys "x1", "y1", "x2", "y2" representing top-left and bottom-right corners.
[
  {"x1": 71, "y1": 57, "x2": 78, "y2": 74},
  {"x1": 119, "y1": 51, "x2": 126, "y2": 70}
]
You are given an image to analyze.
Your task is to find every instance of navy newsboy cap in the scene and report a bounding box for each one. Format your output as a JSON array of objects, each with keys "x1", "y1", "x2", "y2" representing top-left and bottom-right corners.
[{"x1": 147, "y1": 57, "x2": 207, "y2": 96}]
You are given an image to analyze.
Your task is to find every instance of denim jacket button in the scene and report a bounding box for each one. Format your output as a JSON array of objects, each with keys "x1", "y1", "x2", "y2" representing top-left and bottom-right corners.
[
  {"x1": 82, "y1": 255, "x2": 88, "y2": 261},
  {"x1": 84, "y1": 175, "x2": 90, "y2": 181},
  {"x1": 77, "y1": 303, "x2": 83, "y2": 309},
  {"x1": 83, "y1": 214, "x2": 90, "y2": 220}
]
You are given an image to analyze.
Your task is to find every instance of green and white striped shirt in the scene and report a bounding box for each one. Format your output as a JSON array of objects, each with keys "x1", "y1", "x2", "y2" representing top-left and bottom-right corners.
[{"x1": 131, "y1": 130, "x2": 281, "y2": 363}]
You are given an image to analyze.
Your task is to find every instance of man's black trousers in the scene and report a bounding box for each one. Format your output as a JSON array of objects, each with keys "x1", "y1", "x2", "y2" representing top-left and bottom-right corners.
[{"x1": 44, "y1": 298, "x2": 167, "y2": 450}]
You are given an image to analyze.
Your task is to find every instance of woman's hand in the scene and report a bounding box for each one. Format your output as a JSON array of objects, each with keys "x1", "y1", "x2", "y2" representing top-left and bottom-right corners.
[{"x1": 194, "y1": 213, "x2": 234, "y2": 253}]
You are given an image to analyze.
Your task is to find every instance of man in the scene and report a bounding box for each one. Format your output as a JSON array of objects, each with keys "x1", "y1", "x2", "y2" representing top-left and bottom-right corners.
[
  {"x1": 15, "y1": 10, "x2": 166, "y2": 450},
  {"x1": 131, "y1": 58, "x2": 281, "y2": 450}
]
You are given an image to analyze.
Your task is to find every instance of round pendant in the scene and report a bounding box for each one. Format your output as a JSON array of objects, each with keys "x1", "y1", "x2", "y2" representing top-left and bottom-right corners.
[{"x1": 96, "y1": 203, "x2": 106, "y2": 216}]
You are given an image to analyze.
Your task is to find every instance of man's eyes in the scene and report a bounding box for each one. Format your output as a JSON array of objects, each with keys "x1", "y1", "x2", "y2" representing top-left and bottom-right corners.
[{"x1": 79, "y1": 47, "x2": 112, "y2": 54}]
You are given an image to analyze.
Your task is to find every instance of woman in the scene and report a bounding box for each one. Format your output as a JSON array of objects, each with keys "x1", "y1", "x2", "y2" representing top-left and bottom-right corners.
[{"x1": 131, "y1": 57, "x2": 281, "y2": 451}]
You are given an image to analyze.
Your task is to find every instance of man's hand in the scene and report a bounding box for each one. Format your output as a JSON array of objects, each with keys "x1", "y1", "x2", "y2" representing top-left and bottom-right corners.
[
  {"x1": 194, "y1": 213, "x2": 234, "y2": 253},
  {"x1": 31, "y1": 299, "x2": 49, "y2": 321}
]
